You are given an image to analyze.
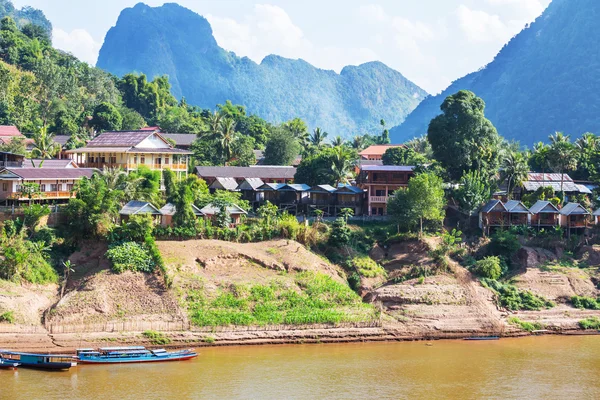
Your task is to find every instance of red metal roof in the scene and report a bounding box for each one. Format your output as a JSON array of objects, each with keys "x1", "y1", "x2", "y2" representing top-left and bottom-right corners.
[
  {"x1": 0, "y1": 125, "x2": 21, "y2": 137},
  {"x1": 359, "y1": 145, "x2": 405, "y2": 157}
]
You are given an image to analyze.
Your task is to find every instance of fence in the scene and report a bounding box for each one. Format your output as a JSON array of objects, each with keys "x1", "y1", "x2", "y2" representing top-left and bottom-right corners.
[
  {"x1": 45, "y1": 320, "x2": 382, "y2": 334},
  {"x1": 0, "y1": 324, "x2": 49, "y2": 334}
]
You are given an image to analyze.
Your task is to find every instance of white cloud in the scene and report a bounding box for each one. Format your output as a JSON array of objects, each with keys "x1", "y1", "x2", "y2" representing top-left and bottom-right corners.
[
  {"x1": 52, "y1": 28, "x2": 101, "y2": 65},
  {"x1": 486, "y1": 0, "x2": 546, "y2": 19},
  {"x1": 456, "y1": 5, "x2": 514, "y2": 42}
]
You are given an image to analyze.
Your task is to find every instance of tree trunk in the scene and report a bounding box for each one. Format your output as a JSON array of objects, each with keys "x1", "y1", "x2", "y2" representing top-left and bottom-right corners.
[{"x1": 420, "y1": 217, "x2": 423, "y2": 236}]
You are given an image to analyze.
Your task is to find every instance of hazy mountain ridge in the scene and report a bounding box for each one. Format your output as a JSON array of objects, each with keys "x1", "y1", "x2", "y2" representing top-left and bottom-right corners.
[
  {"x1": 97, "y1": 2, "x2": 427, "y2": 136},
  {"x1": 391, "y1": 0, "x2": 600, "y2": 146}
]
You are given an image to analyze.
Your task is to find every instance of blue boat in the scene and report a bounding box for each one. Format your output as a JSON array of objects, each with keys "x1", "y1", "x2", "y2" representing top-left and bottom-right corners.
[
  {"x1": 0, "y1": 351, "x2": 76, "y2": 370},
  {"x1": 464, "y1": 336, "x2": 500, "y2": 341},
  {"x1": 76, "y1": 346, "x2": 197, "y2": 364},
  {"x1": 0, "y1": 359, "x2": 19, "y2": 369}
]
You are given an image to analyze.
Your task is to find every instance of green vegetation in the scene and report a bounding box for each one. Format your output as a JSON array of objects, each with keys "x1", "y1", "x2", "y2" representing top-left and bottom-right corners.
[
  {"x1": 508, "y1": 317, "x2": 544, "y2": 332},
  {"x1": 481, "y1": 279, "x2": 555, "y2": 311},
  {"x1": 187, "y1": 272, "x2": 377, "y2": 327},
  {"x1": 350, "y1": 256, "x2": 387, "y2": 279},
  {"x1": 142, "y1": 330, "x2": 172, "y2": 345},
  {"x1": 0, "y1": 310, "x2": 15, "y2": 324},
  {"x1": 382, "y1": 147, "x2": 426, "y2": 166},
  {"x1": 474, "y1": 257, "x2": 503, "y2": 280},
  {"x1": 579, "y1": 317, "x2": 600, "y2": 330},
  {"x1": 106, "y1": 242, "x2": 154, "y2": 274},
  {"x1": 570, "y1": 296, "x2": 600, "y2": 310}
]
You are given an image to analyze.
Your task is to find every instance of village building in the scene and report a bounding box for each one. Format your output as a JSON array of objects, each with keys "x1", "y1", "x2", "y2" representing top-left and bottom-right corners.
[
  {"x1": 0, "y1": 151, "x2": 25, "y2": 168},
  {"x1": 358, "y1": 145, "x2": 405, "y2": 161},
  {"x1": 520, "y1": 173, "x2": 591, "y2": 199},
  {"x1": 356, "y1": 165, "x2": 415, "y2": 216},
  {"x1": 160, "y1": 134, "x2": 196, "y2": 150},
  {"x1": 529, "y1": 201, "x2": 561, "y2": 228},
  {"x1": 208, "y1": 177, "x2": 239, "y2": 192},
  {"x1": 119, "y1": 201, "x2": 162, "y2": 223},
  {"x1": 559, "y1": 203, "x2": 591, "y2": 233},
  {"x1": 66, "y1": 130, "x2": 192, "y2": 179},
  {"x1": 307, "y1": 184, "x2": 365, "y2": 217},
  {"x1": 504, "y1": 200, "x2": 531, "y2": 226},
  {"x1": 0, "y1": 168, "x2": 96, "y2": 204},
  {"x1": 237, "y1": 178, "x2": 265, "y2": 204},
  {"x1": 200, "y1": 203, "x2": 247, "y2": 226},
  {"x1": 159, "y1": 203, "x2": 204, "y2": 227},
  {"x1": 0, "y1": 125, "x2": 33, "y2": 151},
  {"x1": 479, "y1": 199, "x2": 509, "y2": 232},
  {"x1": 196, "y1": 166, "x2": 296, "y2": 186}
]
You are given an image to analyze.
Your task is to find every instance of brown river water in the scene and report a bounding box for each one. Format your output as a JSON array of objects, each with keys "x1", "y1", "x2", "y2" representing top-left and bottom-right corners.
[{"x1": 2, "y1": 336, "x2": 600, "y2": 399}]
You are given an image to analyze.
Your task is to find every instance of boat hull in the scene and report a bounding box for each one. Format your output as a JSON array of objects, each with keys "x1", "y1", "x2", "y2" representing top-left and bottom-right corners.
[
  {"x1": 78, "y1": 354, "x2": 197, "y2": 364},
  {"x1": 16, "y1": 362, "x2": 73, "y2": 371}
]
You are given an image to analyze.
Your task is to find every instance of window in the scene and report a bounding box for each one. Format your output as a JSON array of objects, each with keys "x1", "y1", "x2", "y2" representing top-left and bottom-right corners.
[
  {"x1": 67, "y1": 184, "x2": 74, "y2": 191},
  {"x1": 110, "y1": 156, "x2": 116, "y2": 164},
  {"x1": 375, "y1": 189, "x2": 386, "y2": 197},
  {"x1": 133, "y1": 156, "x2": 137, "y2": 164},
  {"x1": 50, "y1": 184, "x2": 57, "y2": 192},
  {"x1": 89, "y1": 156, "x2": 95, "y2": 163},
  {"x1": 2, "y1": 183, "x2": 7, "y2": 191},
  {"x1": 16, "y1": 185, "x2": 21, "y2": 192},
  {"x1": 100, "y1": 156, "x2": 106, "y2": 163},
  {"x1": 165, "y1": 156, "x2": 169, "y2": 165},
  {"x1": 140, "y1": 156, "x2": 145, "y2": 164},
  {"x1": 392, "y1": 173, "x2": 404, "y2": 181},
  {"x1": 40, "y1": 184, "x2": 46, "y2": 192}
]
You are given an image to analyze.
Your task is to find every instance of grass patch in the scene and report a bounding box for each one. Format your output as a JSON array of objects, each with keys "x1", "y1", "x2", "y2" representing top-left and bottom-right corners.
[
  {"x1": 0, "y1": 311, "x2": 15, "y2": 324},
  {"x1": 203, "y1": 336, "x2": 215, "y2": 344},
  {"x1": 142, "y1": 330, "x2": 172, "y2": 345},
  {"x1": 481, "y1": 279, "x2": 555, "y2": 311},
  {"x1": 187, "y1": 272, "x2": 378, "y2": 327},
  {"x1": 508, "y1": 317, "x2": 544, "y2": 332},
  {"x1": 579, "y1": 317, "x2": 600, "y2": 330},
  {"x1": 570, "y1": 296, "x2": 600, "y2": 310},
  {"x1": 350, "y1": 256, "x2": 387, "y2": 279}
]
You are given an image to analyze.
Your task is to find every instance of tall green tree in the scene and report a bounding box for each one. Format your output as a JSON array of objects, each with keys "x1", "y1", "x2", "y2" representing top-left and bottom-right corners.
[
  {"x1": 427, "y1": 90, "x2": 501, "y2": 181},
  {"x1": 547, "y1": 132, "x2": 578, "y2": 201},
  {"x1": 30, "y1": 128, "x2": 60, "y2": 167},
  {"x1": 310, "y1": 127, "x2": 328, "y2": 147},
  {"x1": 264, "y1": 126, "x2": 300, "y2": 166},
  {"x1": 90, "y1": 102, "x2": 122, "y2": 132},
  {"x1": 500, "y1": 151, "x2": 529, "y2": 200},
  {"x1": 330, "y1": 145, "x2": 355, "y2": 187},
  {"x1": 382, "y1": 147, "x2": 426, "y2": 166},
  {"x1": 454, "y1": 170, "x2": 493, "y2": 215}
]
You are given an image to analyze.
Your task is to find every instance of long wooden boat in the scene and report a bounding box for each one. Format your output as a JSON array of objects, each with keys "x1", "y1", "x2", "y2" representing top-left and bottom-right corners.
[
  {"x1": 0, "y1": 351, "x2": 76, "y2": 370},
  {"x1": 0, "y1": 359, "x2": 19, "y2": 369},
  {"x1": 464, "y1": 336, "x2": 500, "y2": 341},
  {"x1": 76, "y1": 346, "x2": 197, "y2": 364}
]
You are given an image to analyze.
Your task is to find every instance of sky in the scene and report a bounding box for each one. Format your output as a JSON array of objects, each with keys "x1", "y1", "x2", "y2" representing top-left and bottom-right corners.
[{"x1": 13, "y1": 0, "x2": 551, "y2": 94}]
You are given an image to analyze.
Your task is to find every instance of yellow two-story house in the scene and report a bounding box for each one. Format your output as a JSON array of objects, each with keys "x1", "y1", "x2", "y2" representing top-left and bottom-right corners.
[{"x1": 66, "y1": 130, "x2": 193, "y2": 179}]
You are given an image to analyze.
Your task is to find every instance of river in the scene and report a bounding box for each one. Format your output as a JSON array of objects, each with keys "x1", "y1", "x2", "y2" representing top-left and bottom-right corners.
[{"x1": 2, "y1": 336, "x2": 600, "y2": 399}]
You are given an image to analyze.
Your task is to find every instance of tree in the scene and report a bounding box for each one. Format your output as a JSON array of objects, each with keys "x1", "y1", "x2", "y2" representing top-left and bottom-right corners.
[
  {"x1": 454, "y1": 170, "x2": 492, "y2": 215},
  {"x1": 120, "y1": 107, "x2": 146, "y2": 131},
  {"x1": 264, "y1": 126, "x2": 300, "y2": 166},
  {"x1": 90, "y1": 102, "x2": 122, "y2": 132},
  {"x1": 230, "y1": 135, "x2": 256, "y2": 167},
  {"x1": 388, "y1": 172, "x2": 445, "y2": 235},
  {"x1": 283, "y1": 118, "x2": 309, "y2": 146},
  {"x1": 573, "y1": 132, "x2": 599, "y2": 181},
  {"x1": 214, "y1": 117, "x2": 237, "y2": 163},
  {"x1": 382, "y1": 147, "x2": 426, "y2": 166},
  {"x1": 330, "y1": 136, "x2": 344, "y2": 147},
  {"x1": 427, "y1": 90, "x2": 501, "y2": 181},
  {"x1": 30, "y1": 128, "x2": 60, "y2": 167},
  {"x1": 330, "y1": 145, "x2": 355, "y2": 187},
  {"x1": 310, "y1": 127, "x2": 328, "y2": 147},
  {"x1": 351, "y1": 135, "x2": 366, "y2": 150},
  {"x1": 547, "y1": 132, "x2": 578, "y2": 202},
  {"x1": 378, "y1": 119, "x2": 390, "y2": 144},
  {"x1": 295, "y1": 147, "x2": 357, "y2": 186},
  {"x1": 500, "y1": 151, "x2": 529, "y2": 200},
  {"x1": 0, "y1": 136, "x2": 26, "y2": 154}
]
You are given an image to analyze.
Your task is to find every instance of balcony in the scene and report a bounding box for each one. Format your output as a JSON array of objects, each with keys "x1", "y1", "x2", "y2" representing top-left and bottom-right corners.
[
  {"x1": 9, "y1": 191, "x2": 74, "y2": 200},
  {"x1": 370, "y1": 196, "x2": 388, "y2": 203},
  {"x1": 0, "y1": 161, "x2": 24, "y2": 168},
  {"x1": 127, "y1": 163, "x2": 187, "y2": 171}
]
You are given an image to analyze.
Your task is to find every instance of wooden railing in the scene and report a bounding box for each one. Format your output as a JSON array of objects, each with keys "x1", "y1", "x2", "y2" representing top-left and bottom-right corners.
[
  {"x1": 9, "y1": 191, "x2": 73, "y2": 200},
  {"x1": 127, "y1": 163, "x2": 187, "y2": 170},
  {"x1": 370, "y1": 196, "x2": 388, "y2": 203}
]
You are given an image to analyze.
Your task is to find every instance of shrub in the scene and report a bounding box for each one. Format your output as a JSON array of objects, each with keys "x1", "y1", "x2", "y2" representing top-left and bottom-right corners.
[
  {"x1": 328, "y1": 218, "x2": 352, "y2": 246},
  {"x1": 474, "y1": 256, "x2": 503, "y2": 280},
  {"x1": 508, "y1": 317, "x2": 544, "y2": 332},
  {"x1": 106, "y1": 242, "x2": 154, "y2": 273},
  {"x1": 579, "y1": 317, "x2": 600, "y2": 330},
  {"x1": 481, "y1": 279, "x2": 554, "y2": 311},
  {"x1": 0, "y1": 311, "x2": 15, "y2": 324},
  {"x1": 570, "y1": 296, "x2": 600, "y2": 310},
  {"x1": 23, "y1": 204, "x2": 51, "y2": 232},
  {"x1": 142, "y1": 330, "x2": 172, "y2": 345},
  {"x1": 489, "y1": 231, "x2": 521, "y2": 258},
  {"x1": 277, "y1": 214, "x2": 301, "y2": 240},
  {"x1": 351, "y1": 256, "x2": 387, "y2": 278}
]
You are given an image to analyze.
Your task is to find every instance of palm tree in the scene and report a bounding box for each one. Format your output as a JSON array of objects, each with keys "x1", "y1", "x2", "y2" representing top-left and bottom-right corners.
[
  {"x1": 575, "y1": 132, "x2": 598, "y2": 152},
  {"x1": 201, "y1": 111, "x2": 221, "y2": 139},
  {"x1": 331, "y1": 145, "x2": 355, "y2": 187},
  {"x1": 500, "y1": 151, "x2": 529, "y2": 200},
  {"x1": 99, "y1": 166, "x2": 127, "y2": 190},
  {"x1": 351, "y1": 135, "x2": 365, "y2": 150},
  {"x1": 30, "y1": 128, "x2": 61, "y2": 167},
  {"x1": 331, "y1": 136, "x2": 345, "y2": 147},
  {"x1": 216, "y1": 118, "x2": 237, "y2": 163},
  {"x1": 310, "y1": 127, "x2": 328, "y2": 147},
  {"x1": 548, "y1": 132, "x2": 577, "y2": 203}
]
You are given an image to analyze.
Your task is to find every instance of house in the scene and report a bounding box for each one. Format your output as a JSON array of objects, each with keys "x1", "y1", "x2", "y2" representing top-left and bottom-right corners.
[
  {"x1": 160, "y1": 134, "x2": 196, "y2": 149},
  {"x1": 529, "y1": 201, "x2": 561, "y2": 228},
  {"x1": 307, "y1": 184, "x2": 365, "y2": 217},
  {"x1": 357, "y1": 165, "x2": 415, "y2": 216},
  {"x1": 0, "y1": 151, "x2": 25, "y2": 168},
  {"x1": 335, "y1": 185, "x2": 365, "y2": 216},
  {"x1": 237, "y1": 178, "x2": 265, "y2": 204},
  {"x1": 119, "y1": 201, "x2": 162, "y2": 223},
  {"x1": 0, "y1": 168, "x2": 96, "y2": 204},
  {"x1": 277, "y1": 184, "x2": 311, "y2": 214},
  {"x1": 0, "y1": 126, "x2": 34, "y2": 151},
  {"x1": 520, "y1": 173, "x2": 592, "y2": 200},
  {"x1": 159, "y1": 203, "x2": 204, "y2": 227},
  {"x1": 559, "y1": 203, "x2": 591, "y2": 232},
  {"x1": 200, "y1": 203, "x2": 247, "y2": 226},
  {"x1": 504, "y1": 200, "x2": 530, "y2": 226},
  {"x1": 359, "y1": 145, "x2": 405, "y2": 161},
  {"x1": 479, "y1": 199, "x2": 509, "y2": 231},
  {"x1": 308, "y1": 185, "x2": 337, "y2": 216},
  {"x1": 257, "y1": 183, "x2": 286, "y2": 205},
  {"x1": 196, "y1": 166, "x2": 296, "y2": 186},
  {"x1": 209, "y1": 177, "x2": 239, "y2": 192},
  {"x1": 66, "y1": 130, "x2": 192, "y2": 178},
  {"x1": 25, "y1": 159, "x2": 78, "y2": 168}
]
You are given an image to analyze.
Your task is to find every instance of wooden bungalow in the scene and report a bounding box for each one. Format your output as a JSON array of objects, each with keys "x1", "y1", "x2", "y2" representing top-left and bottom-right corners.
[
  {"x1": 209, "y1": 177, "x2": 239, "y2": 192},
  {"x1": 560, "y1": 203, "x2": 591, "y2": 233},
  {"x1": 119, "y1": 201, "x2": 162, "y2": 223},
  {"x1": 237, "y1": 178, "x2": 265, "y2": 205},
  {"x1": 277, "y1": 184, "x2": 311, "y2": 214},
  {"x1": 256, "y1": 183, "x2": 286, "y2": 205},
  {"x1": 504, "y1": 200, "x2": 530, "y2": 226},
  {"x1": 479, "y1": 199, "x2": 508, "y2": 233},
  {"x1": 159, "y1": 203, "x2": 204, "y2": 227},
  {"x1": 529, "y1": 201, "x2": 561, "y2": 228},
  {"x1": 308, "y1": 185, "x2": 337, "y2": 216},
  {"x1": 200, "y1": 203, "x2": 247, "y2": 227},
  {"x1": 335, "y1": 185, "x2": 365, "y2": 216}
]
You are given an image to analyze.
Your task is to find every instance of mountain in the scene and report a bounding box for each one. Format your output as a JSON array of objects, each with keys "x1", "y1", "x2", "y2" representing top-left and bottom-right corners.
[
  {"x1": 0, "y1": 0, "x2": 51, "y2": 33},
  {"x1": 391, "y1": 0, "x2": 600, "y2": 146},
  {"x1": 97, "y1": 3, "x2": 427, "y2": 136}
]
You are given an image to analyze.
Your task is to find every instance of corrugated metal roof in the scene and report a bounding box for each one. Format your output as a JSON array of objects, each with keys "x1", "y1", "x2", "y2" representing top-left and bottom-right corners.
[
  {"x1": 560, "y1": 203, "x2": 590, "y2": 216},
  {"x1": 529, "y1": 201, "x2": 560, "y2": 215},
  {"x1": 88, "y1": 131, "x2": 153, "y2": 147},
  {"x1": 360, "y1": 165, "x2": 415, "y2": 172},
  {"x1": 258, "y1": 183, "x2": 286, "y2": 191},
  {"x1": 160, "y1": 134, "x2": 196, "y2": 146},
  {"x1": 126, "y1": 148, "x2": 192, "y2": 154},
  {"x1": 336, "y1": 184, "x2": 364, "y2": 194},
  {"x1": 6, "y1": 168, "x2": 96, "y2": 180},
  {"x1": 159, "y1": 203, "x2": 203, "y2": 216},
  {"x1": 522, "y1": 181, "x2": 583, "y2": 193},
  {"x1": 237, "y1": 178, "x2": 264, "y2": 191},
  {"x1": 209, "y1": 177, "x2": 239, "y2": 191},
  {"x1": 310, "y1": 185, "x2": 337, "y2": 193},
  {"x1": 505, "y1": 200, "x2": 530, "y2": 214},
  {"x1": 200, "y1": 203, "x2": 247, "y2": 215},
  {"x1": 280, "y1": 184, "x2": 311, "y2": 192},
  {"x1": 119, "y1": 201, "x2": 162, "y2": 216},
  {"x1": 480, "y1": 199, "x2": 507, "y2": 213},
  {"x1": 196, "y1": 166, "x2": 296, "y2": 180},
  {"x1": 52, "y1": 135, "x2": 71, "y2": 146},
  {"x1": 527, "y1": 173, "x2": 573, "y2": 183},
  {"x1": 66, "y1": 147, "x2": 131, "y2": 154},
  {"x1": 24, "y1": 159, "x2": 77, "y2": 168},
  {"x1": 0, "y1": 125, "x2": 21, "y2": 136},
  {"x1": 576, "y1": 184, "x2": 593, "y2": 194},
  {"x1": 359, "y1": 145, "x2": 405, "y2": 156}
]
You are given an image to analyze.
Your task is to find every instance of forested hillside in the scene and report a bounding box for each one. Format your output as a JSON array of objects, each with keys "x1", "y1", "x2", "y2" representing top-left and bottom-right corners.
[
  {"x1": 391, "y1": 0, "x2": 600, "y2": 146},
  {"x1": 0, "y1": 0, "x2": 50, "y2": 32},
  {"x1": 97, "y1": 2, "x2": 427, "y2": 136}
]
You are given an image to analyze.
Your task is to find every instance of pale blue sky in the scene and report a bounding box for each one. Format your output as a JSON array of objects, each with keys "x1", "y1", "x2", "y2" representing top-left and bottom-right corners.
[{"x1": 13, "y1": 0, "x2": 551, "y2": 93}]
